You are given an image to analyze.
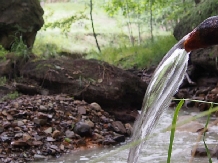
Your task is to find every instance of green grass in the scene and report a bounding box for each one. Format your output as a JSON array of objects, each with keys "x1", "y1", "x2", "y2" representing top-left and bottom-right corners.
[{"x1": 88, "y1": 35, "x2": 177, "y2": 69}]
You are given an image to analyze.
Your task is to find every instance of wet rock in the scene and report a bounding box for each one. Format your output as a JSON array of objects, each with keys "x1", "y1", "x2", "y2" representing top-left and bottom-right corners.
[
  {"x1": 102, "y1": 136, "x2": 117, "y2": 145},
  {"x1": 176, "y1": 116, "x2": 204, "y2": 132},
  {"x1": 112, "y1": 121, "x2": 126, "y2": 135},
  {"x1": 113, "y1": 134, "x2": 125, "y2": 143},
  {"x1": 34, "y1": 154, "x2": 47, "y2": 160},
  {"x1": 74, "y1": 122, "x2": 92, "y2": 137},
  {"x1": 192, "y1": 147, "x2": 215, "y2": 157},
  {"x1": 125, "y1": 123, "x2": 133, "y2": 136}
]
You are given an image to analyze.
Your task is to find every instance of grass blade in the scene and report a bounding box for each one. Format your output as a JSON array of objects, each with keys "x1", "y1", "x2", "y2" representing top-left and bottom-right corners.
[
  {"x1": 167, "y1": 99, "x2": 184, "y2": 163},
  {"x1": 202, "y1": 103, "x2": 213, "y2": 163}
]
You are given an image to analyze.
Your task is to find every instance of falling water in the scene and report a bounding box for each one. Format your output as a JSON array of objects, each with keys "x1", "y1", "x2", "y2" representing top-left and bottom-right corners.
[{"x1": 127, "y1": 36, "x2": 190, "y2": 163}]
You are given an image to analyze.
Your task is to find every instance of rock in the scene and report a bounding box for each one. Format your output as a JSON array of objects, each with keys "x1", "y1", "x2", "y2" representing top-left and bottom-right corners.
[
  {"x1": 52, "y1": 130, "x2": 61, "y2": 139},
  {"x1": 0, "y1": 0, "x2": 44, "y2": 50},
  {"x1": 44, "y1": 127, "x2": 52, "y2": 134},
  {"x1": 85, "y1": 120, "x2": 94, "y2": 128},
  {"x1": 74, "y1": 121, "x2": 92, "y2": 137},
  {"x1": 102, "y1": 136, "x2": 117, "y2": 145},
  {"x1": 65, "y1": 130, "x2": 75, "y2": 138},
  {"x1": 90, "y1": 102, "x2": 102, "y2": 111},
  {"x1": 33, "y1": 118, "x2": 47, "y2": 125},
  {"x1": 11, "y1": 140, "x2": 30, "y2": 147},
  {"x1": 3, "y1": 121, "x2": 11, "y2": 128},
  {"x1": 176, "y1": 116, "x2": 204, "y2": 132},
  {"x1": 191, "y1": 147, "x2": 215, "y2": 157},
  {"x1": 113, "y1": 134, "x2": 125, "y2": 143},
  {"x1": 21, "y1": 58, "x2": 147, "y2": 113},
  {"x1": 211, "y1": 84, "x2": 218, "y2": 94},
  {"x1": 112, "y1": 121, "x2": 126, "y2": 135},
  {"x1": 125, "y1": 123, "x2": 133, "y2": 136},
  {"x1": 0, "y1": 94, "x2": 130, "y2": 162},
  {"x1": 34, "y1": 154, "x2": 47, "y2": 160},
  {"x1": 17, "y1": 120, "x2": 24, "y2": 126},
  {"x1": 39, "y1": 105, "x2": 48, "y2": 111},
  {"x1": 77, "y1": 106, "x2": 86, "y2": 115},
  {"x1": 46, "y1": 137, "x2": 56, "y2": 142}
]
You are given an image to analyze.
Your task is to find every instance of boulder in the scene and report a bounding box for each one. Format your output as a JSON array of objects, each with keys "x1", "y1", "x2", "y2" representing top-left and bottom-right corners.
[
  {"x1": 0, "y1": 0, "x2": 44, "y2": 50},
  {"x1": 20, "y1": 58, "x2": 147, "y2": 112}
]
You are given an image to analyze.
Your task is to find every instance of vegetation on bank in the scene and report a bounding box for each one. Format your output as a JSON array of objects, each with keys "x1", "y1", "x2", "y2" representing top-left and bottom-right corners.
[{"x1": 32, "y1": 0, "x2": 190, "y2": 69}]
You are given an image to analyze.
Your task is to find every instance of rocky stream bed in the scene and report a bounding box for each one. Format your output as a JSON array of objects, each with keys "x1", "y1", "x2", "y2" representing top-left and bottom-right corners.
[{"x1": 0, "y1": 94, "x2": 132, "y2": 163}]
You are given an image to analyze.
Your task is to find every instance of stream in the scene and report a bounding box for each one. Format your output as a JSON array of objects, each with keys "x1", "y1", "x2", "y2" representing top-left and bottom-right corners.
[{"x1": 34, "y1": 108, "x2": 218, "y2": 163}]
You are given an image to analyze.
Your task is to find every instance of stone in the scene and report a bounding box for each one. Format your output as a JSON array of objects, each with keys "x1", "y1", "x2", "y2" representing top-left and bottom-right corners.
[
  {"x1": 191, "y1": 147, "x2": 215, "y2": 157},
  {"x1": 77, "y1": 106, "x2": 86, "y2": 115},
  {"x1": 125, "y1": 123, "x2": 133, "y2": 136},
  {"x1": 33, "y1": 118, "x2": 47, "y2": 125},
  {"x1": 73, "y1": 121, "x2": 92, "y2": 137},
  {"x1": 52, "y1": 130, "x2": 61, "y2": 139},
  {"x1": 44, "y1": 127, "x2": 52, "y2": 134},
  {"x1": 65, "y1": 130, "x2": 75, "y2": 138},
  {"x1": 85, "y1": 120, "x2": 94, "y2": 128},
  {"x1": 176, "y1": 116, "x2": 204, "y2": 132},
  {"x1": 112, "y1": 121, "x2": 126, "y2": 135},
  {"x1": 113, "y1": 134, "x2": 125, "y2": 143},
  {"x1": 0, "y1": 0, "x2": 44, "y2": 50},
  {"x1": 90, "y1": 102, "x2": 102, "y2": 111}
]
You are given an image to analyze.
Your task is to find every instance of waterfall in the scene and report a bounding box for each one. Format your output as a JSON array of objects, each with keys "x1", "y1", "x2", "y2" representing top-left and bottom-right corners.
[{"x1": 127, "y1": 37, "x2": 190, "y2": 163}]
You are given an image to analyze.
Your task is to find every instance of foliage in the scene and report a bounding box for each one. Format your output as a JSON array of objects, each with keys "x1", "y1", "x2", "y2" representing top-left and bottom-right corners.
[
  {"x1": 43, "y1": 13, "x2": 87, "y2": 32},
  {"x1": 89, "y1": 34, "x2": 177, "y2": 69},
  {"x1": 1, "y1": 91, "x2": 20, "y2": 101},
  {"x1": 11, "y1": 35, "x2": 30, "y2": 60},
  {"x1": 0, "y1": 45, "x2": 8, "y2": 60},
  {"x1": 0, "y1": 76, "x2": 7, "y2": 86}
]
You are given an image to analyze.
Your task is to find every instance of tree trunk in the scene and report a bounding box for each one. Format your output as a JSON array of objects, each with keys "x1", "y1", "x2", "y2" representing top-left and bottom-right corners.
[
  {"x1": 90, "y1": 0, "x2": 101, "y2": 53},
  {"x1": 124, "y1": 0, "x2": 134, "y2": 46},
  {"x1": 149, "y1": 0, "x2": 153, "y2": 41},
  {"x1": 137, "y1": 4, "x2": 141, "y2": 45}
]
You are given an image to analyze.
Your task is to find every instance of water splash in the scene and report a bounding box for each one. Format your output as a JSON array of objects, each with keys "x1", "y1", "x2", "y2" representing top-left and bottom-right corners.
[{"x1": 128, "y1": 38, "x2": 190, "y2": 163}]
